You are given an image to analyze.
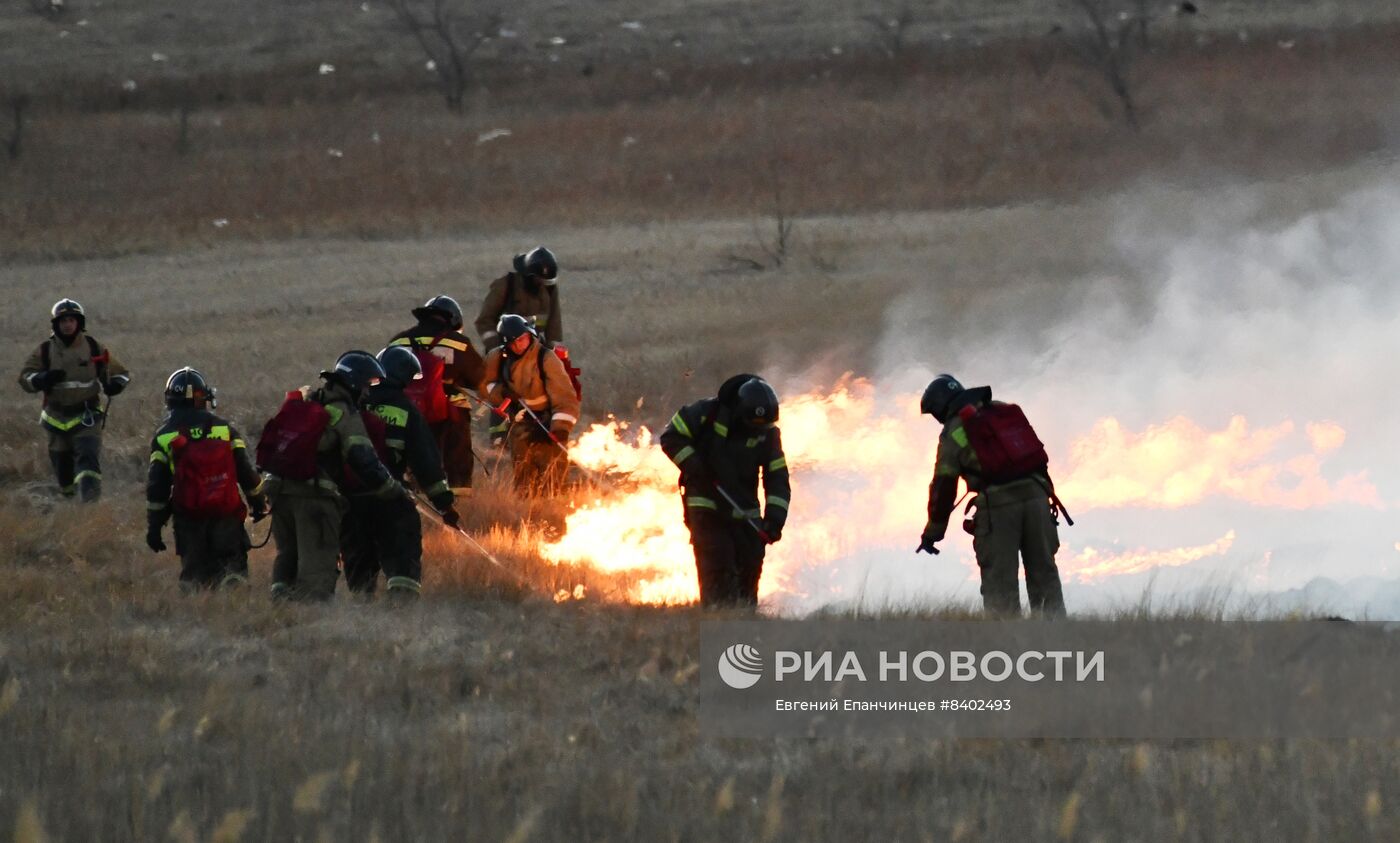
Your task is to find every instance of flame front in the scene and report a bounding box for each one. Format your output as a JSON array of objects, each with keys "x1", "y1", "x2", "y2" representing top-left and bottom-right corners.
[{"x1": 538, "y1": 376, "x2": 1373, "y2": 606}]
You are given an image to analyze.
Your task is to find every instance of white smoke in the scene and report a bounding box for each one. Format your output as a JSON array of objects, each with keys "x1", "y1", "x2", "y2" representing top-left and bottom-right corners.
[{"x1": 778, "y1": 163, "x2": 1400, "y2": 617}]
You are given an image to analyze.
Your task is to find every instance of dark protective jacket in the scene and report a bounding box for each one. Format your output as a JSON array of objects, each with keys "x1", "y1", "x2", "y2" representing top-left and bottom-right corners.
[
  {"x1": 361, "y1": 383, "x2": 452, "y2": 507},
  {"x1": 658, "y1": 397, "x2": 790, "y2": 531},
  {"x1": 388, "y1": 320, "x2": 486, "y2": 403},
  {"x1": 146, "y1": 406, "x2": 264, "y2": 528},
  {"x1": 475, "y1": 273, "x2": 562, "y2": 350},
  {"x1": 924, "y1": 388, "x2": 1053, "y2": 542},
  {"x1": 18, "y1": 331, "x2": 131, "y2": 430},
  {"x1": 268, "y1": 381, "x2": 399, "y2": 499},
  {"x1": 482, "y1": 339, "x2": 581, "y2": 437}
]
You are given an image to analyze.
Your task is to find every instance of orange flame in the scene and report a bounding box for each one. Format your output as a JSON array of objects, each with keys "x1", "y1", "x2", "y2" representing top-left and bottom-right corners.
[{"x1": 537, "y1": 377, "x2": 1374, "y2": 604}]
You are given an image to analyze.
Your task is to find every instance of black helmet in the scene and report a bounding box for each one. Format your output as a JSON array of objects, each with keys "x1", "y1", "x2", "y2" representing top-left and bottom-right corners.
[
  {"x1": 411, "y1": 295, "x2": 464, "y2": 331},
  {"x1": 512, "y1": 246, "x2": 558, "y2": 282},
  {"x1": 321, "y1": 350, "x2": 385, "y2": 398},
  {"x1": 51, "y1": 298, "x2": 86, "y2": 333},
  {"x1": 376, "y1": 346, "x2": 423, "y2": 389},
  {"x1": 735, "y1": 377, "x2": 779, "y2": 428},
  {"x1": 164, "y1": 367, "x2": 215, "y2": 409},
  {"x1": 920, "y1": 374, "x2": 965, "y2": 422},
  {"x1": 497, "y1": 314, "x2": 537, "y2": 352}
]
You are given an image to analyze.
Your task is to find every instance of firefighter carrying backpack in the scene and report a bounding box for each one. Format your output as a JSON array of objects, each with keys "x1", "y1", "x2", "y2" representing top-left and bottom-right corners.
[
  {"x1": 256, "y1": 391, "x2": 332, "y2": 481},
  {"x1": 171, "y1": 427, "x2": 246, "y2": 519},
  {"x1": 404, "y1": 338, "x2": 451, "y2": 424},
  {"x1": 957, "y1": 402, "x2": 1049, "y2": 485}
]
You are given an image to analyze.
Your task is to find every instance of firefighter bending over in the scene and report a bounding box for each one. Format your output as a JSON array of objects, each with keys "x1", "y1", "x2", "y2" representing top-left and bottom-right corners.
[
  {"x1": 258, "y1": 352, "x2": 404, "y2": 602},
  {"x1": 918, "y1": 374, "x2": 1068, "y2": 617},
  {"x1": 340, "y1": 346, "x2": 460, "y2": 599},
  {"x1": 481, "y1": 315, "x2": 580, "y2": 496},
  {"x1": 660, "y1": 374, "x2": 789, "y2": 607}
]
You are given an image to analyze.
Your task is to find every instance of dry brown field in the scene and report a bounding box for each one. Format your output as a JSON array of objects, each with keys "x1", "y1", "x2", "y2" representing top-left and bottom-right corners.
[{"x1": 2, "y1": 1, "x2": 1399, "y2": 840}]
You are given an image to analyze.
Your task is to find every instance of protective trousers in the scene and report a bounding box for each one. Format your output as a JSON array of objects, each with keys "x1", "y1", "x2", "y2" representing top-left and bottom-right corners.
[
  {"x1": 46, "y1": 423, "x2": 102, "y2": 501},
  {"x1": 430, "y1": 413, "x2": 474, "y2": 490},
  {"x1": 341, "y1": 495, "x2": 423, "y2": 596},
  {"x1": 173, "y1": 515, "x2": 250, "y2": 590},
  {"x1": 970, "y1": 489, "x2": 1066, "y2": 617},
  {"x1": 270, "y1": 494, "x2": 344, "y2": 601},
  {"x1": 688, "y1": 509, "x2": 767, "y2": 607},
  {"x1": 508, "y1": 424, "x2": 567, "y2": 496}
]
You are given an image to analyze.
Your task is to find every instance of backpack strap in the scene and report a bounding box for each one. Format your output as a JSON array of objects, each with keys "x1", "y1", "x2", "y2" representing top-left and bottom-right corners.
[{"x1": 87, "y1": 335, "x2": 109, "y2": 382}]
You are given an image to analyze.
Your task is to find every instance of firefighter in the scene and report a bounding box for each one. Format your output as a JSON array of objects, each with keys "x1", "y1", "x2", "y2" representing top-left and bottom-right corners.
[
  {"x1": 481, "y1": 315, "x2": 580, "y2": 496},
  {"x1": 474, "y1": 247, "x2": 565, "y2": 447},
  {"x1": 659, "y1": 374, "x2": 789, "y2": 607},
  {"x1": 475, "y1": 246, "x2": 563, "y2": 351},
  {"x1": 17, "y1": 299, "x2": 131, "y2": 502},
  {"x1": 145, "y1": 368, "x2": 267, "y2": 591},
  {"x1": 917, "y1": 374, "x2": 1067, "y2": 617},
  {"x1": 261, "y1": 352, "x2": 405, "y2": 602},
  {"x1": 388, "y1": 295, "x2": 485, "y2": 496},
  {"x1": 340, "y1": 346, "x2": 460, "y2": 599}
]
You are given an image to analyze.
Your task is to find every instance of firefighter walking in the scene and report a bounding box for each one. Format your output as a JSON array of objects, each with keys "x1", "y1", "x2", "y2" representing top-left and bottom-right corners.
[
  {"x1": 917, "y1": 374, "x2": 1068, "y2": 617},
  {"x1": 481, "y1": 315, "x2": 580, "y2": 496},
  {"x1": 659, "y1": 375, "x2": 789, "y2": 607},
  {"x1": 17, "y1": 299, "x2": 130, "y2": 502},
  {"x1": 145, "y1": 368, "x2": 267, "y2": 591},
  {"x1": 258, "y1": 352, "x2": 405, "y2": 602},
  {"x1": 388, "y1": 295, "x2": 486, "y2": 496},
  {"x1": 340, "y1": 346, "x2": 460, "y2": 599}
]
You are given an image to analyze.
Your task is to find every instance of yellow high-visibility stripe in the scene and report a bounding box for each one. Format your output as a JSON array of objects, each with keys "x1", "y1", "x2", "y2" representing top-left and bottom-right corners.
[
  {"x1": 386, "y1": 576, "x2": 422, "y2": 593},
  {"x1": 951, "y1": 427, "x2": 970, "y2": 448},
  {"x1": 372, "y1": 404, "x2": 410, "y2": 427},
  {"x1": 147, "y1": 501, "x2": 168, "y2": 511},
  {"x1": 672, "y1": 445, "x2": 696, "y2": 465},
  {"x1": 768, "y1": 456, "x2": 787, "y2": 471},
  {"x1": 346, "y1": 434, "x2": 374, "y2": 448},
  {"x1": 74, "y1": 470, "x2": 101, "y2": 482},
  {"x1": 670, "y1": 413, "x2": 692, "y2": 438},
  {"x1": 232, "y1": 439, "x2": 247, "y2": 450},
  {"x1": 712, "y1": 422, "x2": 729, "y2": 437},
  {"x1": 766, "y1": 496, "x2": 789, "y2": 511},
  {"x1": 149, "y1": 451, "x2": 169, "y2": 465},
  {"x1": 685, "y1": 496, "x2": 718, "y2": 510},
  {"x1": 40, "y1": 410, "x2": 86, "y2": 431}
]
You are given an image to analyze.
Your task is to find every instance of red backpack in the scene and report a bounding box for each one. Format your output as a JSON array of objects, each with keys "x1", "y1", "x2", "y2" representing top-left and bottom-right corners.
[
  {"x1": 551, "y1": 344, "x2": 583, "y2": 400},
  {"x1": 958, "y1": 403, "x2": 1049, "y2": 485},
  {"x1": 404, "y1": 339, "x2": 450, "y2": 424},
  {"x1": 256, "y1": 391, "x2": 331, "y2": 481},
  {"x1": 342, "y1": 411, "x2": 393, "y2": 491},
  {"x1": 171, "y1": 429, "x2": 247, "y2": 519}
]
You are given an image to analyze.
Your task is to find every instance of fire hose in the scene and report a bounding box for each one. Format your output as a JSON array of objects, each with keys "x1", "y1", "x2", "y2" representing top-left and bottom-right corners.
[
  {"x1": 458, "y1": 388, "x2": 620, "y2": 491},
  {"x1": 713, "y1": 482, "x2": 773, "y2": 545},
  {"x1": 410, "y1": 491, "x2": 531, "y2": 587}
]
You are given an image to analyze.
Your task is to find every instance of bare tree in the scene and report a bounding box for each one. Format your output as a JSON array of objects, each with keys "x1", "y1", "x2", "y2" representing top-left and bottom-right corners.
[
  {"x1": 6, "y1": 95, "x2": 29, "y2": 160},
  {"x1": 861, "y1": 5, "x2": 915, "y2": 59},
  {"x1": 386, "y1": 0, "x2": 502, "y2": 113},
  {"x1": 1055, "y1": 0, "x2": 1154, "y2": 130}
]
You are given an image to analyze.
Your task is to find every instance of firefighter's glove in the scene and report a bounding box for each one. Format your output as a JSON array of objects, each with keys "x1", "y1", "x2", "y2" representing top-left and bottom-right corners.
[
  {"x1": 32, "y1": 369, "x2": 67, "y2": 391},
  {"x1": 440, "y1": 505, "x2": 462, "y2": 529},
  {"x1": 549, "y1": 425, "x2": 569, "y2": 444},
  {"x1": 762, "y1": 517, "x2": 784, "y2": 543},
  {"x1": 249, "y1": 495, "x2": 269, "y2": 522},
  {"x1": 146, "y1": 524, "x2": 167, "y2": 554},
  {"x1": 917, "y1": 523, "x2": 943, "y2": 555},
  {"x1": 103, "y1": 376, "x2": 128, "y2": 397}
]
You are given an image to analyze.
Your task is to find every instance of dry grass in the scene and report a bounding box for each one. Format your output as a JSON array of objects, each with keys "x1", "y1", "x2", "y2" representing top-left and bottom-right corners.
[
  {"x1": 4, "y1": 6, "x2": 1400, "y2": 838},
  {"x1": 3, "y1": 26, "x2": 1399, "y2": 259}
]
